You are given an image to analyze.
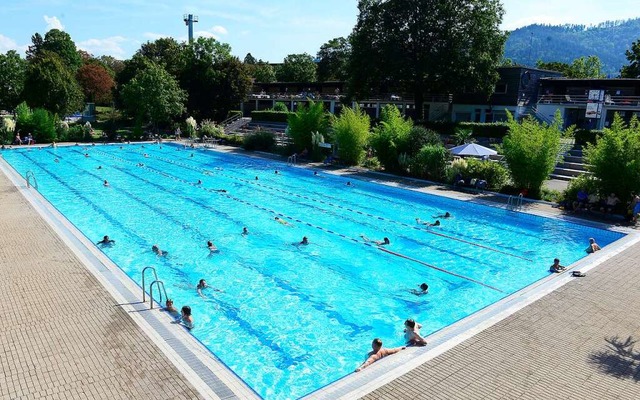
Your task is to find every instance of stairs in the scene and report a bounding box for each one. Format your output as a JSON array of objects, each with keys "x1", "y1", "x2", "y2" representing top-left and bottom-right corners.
[
  {"x1": 223, "y1": 117, "x2": 252, "y2": 134},
  {"x1": 549, "y1": 146, "x2": 590, "y2": 182}
]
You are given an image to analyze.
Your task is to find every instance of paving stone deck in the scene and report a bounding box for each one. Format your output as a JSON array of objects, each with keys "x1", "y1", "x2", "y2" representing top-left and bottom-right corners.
[
  {"x1": 0, "y1": 172, "x2": 203, "y2": 400},
  {"x1": 362, "y1": 237, "x2": 640, "y2": 399}
]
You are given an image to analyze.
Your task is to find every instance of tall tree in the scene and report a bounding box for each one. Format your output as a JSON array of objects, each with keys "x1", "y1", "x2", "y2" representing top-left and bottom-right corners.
[
  {"x1": 137, "y1": 37, "x2": 185, "y2": 78},
  {"x1": 349, "y1": 0, "x2": 507, "y2": 119},
  {"x1": 180, "y1": 37, "x2": 250, "y2": 120},
  {"x1": 120, "y1": 63, "x2": 186, "y2": 129},
  {"x1": 27, "y1": 29, "x2": 82, "y2": 71},
  {"x1": 537, "y1": 56, "x2": 605, "y2": 78},
  {"x1": 620, "y1": 39, "x2": 640, "y2": 78},
  {"x1": 76, "y1": 63, "x2": 115, "y2": 104},
  {"x1": 252, "y1": 62, "x2": 276, "y2": 83},
  {"x1": 98, "y1": 55, "x2": 125, "y2": 76},
  {"x1": 316, "y1": 37, "x2": 351, "y2": 82},
  {"x1": 277, "y1": 53, "x2": 317, "y2": 82},
  {"x1": 23, "y1": 51, "x2": 84, "y2": 115},
  {"x1": 244, "y1": 53, "x2": 257, "y2": 65},
  {"x1": 0, "y1": 50, "x2": 27, "y2": 110}
]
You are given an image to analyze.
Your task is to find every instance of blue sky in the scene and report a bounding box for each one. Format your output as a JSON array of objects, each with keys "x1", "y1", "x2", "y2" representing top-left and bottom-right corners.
[{"x1": 0, "y1": 0, "x2": 638, "y2": 62}]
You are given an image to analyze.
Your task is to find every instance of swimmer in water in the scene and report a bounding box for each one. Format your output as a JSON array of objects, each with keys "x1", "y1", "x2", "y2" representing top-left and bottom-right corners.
[
  {"x1": 197, "y1": 180, "x2": 202, "y2": 185},
  {"x1": 152, "y1": 244, "x2": 167, "y2": 256},
  {"x1": 346, "y1": 181, "x2": 352, "y2": 186},
  {"x1": 103, "y1": 180, "x2": 110, "y2": 187},
  {"x1": 300, "y1": 236, "x2": 309, "y2": 245},
  {"x1": 173, "y1": 306, "x2": 193, "y2": 329},
  {"x1": 97, "y1": 166, "x2": 102, "y2": 169},
  {"x1": 84, "y1": 153, "x2": 89, "y2": 157},
  {"x1": 410, "y1": 283, "x2": 429, "y2": 296},
  {"x1": 54, "y1": 158, "x2": 59, "y2": 163},
  {"x1": 96, "y1": 235, "x2": 115, "y2": 245},
  {"x1": 360, "y1": 235, "x2": 390, "y2": 246},
  {"x1": 433, "y1": 212, "x2": 452, "y2": 219},
  {"x1": 207, "y1": 240, "x2": 218, "y2": 252},
  {"x1": 416, "y1": 218, "x2": 440, "y2": 227},
  {"x1": 255, "y1": 176, "x2": 259, "y2": 180},
  {"x1": 242, "y1": 227, "x2": 249, "y2": 235},
  {"x1": 275, "y1": 216, "x2": 292, "y2": 226}
]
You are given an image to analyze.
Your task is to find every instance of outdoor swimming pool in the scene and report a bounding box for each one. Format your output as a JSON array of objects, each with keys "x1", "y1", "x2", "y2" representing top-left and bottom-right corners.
[{"x1": 2, "y1": 143, "x2": 625, "y2": 399}]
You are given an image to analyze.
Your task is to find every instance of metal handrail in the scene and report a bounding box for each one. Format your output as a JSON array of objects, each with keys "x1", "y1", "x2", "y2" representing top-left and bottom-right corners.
[
  {"x1": 141, "y1": 266, "x2": 158, "y2": 302},
  {"x1": 220, "y1": 113, "x2": 242, "y2": 126},
  {"x1": 25, "y1": 170, "x2": 38, "y2": 190},
  {"x1": 149, "y1": 280, "x2": 168, "y2": 309},
  {"x1": 287, "y1": 154, "x2": 297, "y2": 165}
]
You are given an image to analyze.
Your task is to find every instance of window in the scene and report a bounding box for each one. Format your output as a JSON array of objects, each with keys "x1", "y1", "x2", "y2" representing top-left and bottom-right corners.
[{"x1": 494, "y1": 83, "x2": 507, "y2": 94}]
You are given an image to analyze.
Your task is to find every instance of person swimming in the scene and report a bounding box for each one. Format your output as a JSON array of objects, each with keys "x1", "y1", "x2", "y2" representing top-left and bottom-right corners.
[
  {"x1": 54, "y1": 158, "x2": 59, "y2": 163},
  {"x1": 96, "y1": 235, "x2": 115, "y2": 245},
  {"x1": 103, "y1": 180, "x2": 110, "y2": 187},
  {"x1": 416, "y1": 218, "x2": 440, "y2": 227},
  {"x1": 360, "y1": 235, "x2": 390, "y2": 246},
  {"x1": 586, "y1": 238, "x2": 601, "y2": 254},
  {"x1": 300, "y1": 236, "x2": 309, "y2": 245},
  {"x1": 410, "y1": 283, "x2": 429, "y2": 296},
  {"x1": 433, "y1": 212, "x2": 451, "y2": 218},
  {"x1": 275, "y1": 216, "x2": 292, "y2": 226},
  {"x1": 207, "y1": 240, "x2": 219, "y2": 252},
  {"x1": 550, "y1": 258, "x2": 566, "y2": 273},
  {"x1": 255, "y1": 176, "x2": 259, "y2": 180},
  {"x1": 173, "y1": 306, "x2": 193, "y2": 329},
  {"x1": 152, "y1": 244, "x2": 167, "y2": 256},
  {"x1": 197, "y1": 180, "x2": 202, "y2": 185},
  {"x1": 242, "y1": 227, "x2": 249, "y2": 235}
]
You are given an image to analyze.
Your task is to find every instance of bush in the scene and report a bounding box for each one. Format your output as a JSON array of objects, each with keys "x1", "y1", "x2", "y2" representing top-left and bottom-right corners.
[
  {"x1": 564, "y1": 174, "x2": 600, "y2": 204},
  {"x1": 333, "y1": 105, "x2": 370, "y2": 165},
  {"x1": 370, "y1": 105, "x2": 413, "y2": 172},
  {"x1": 287, "y1": 100, "x2": 331, "y2": 153},
  {"x1": 251, "y1": 110, "x2": 292, "y2": 123},
  {"x1": 271, "y1": 102, "x2": 288, "y2": 112},
  {"x1": 409, "y1": 144, "x2": 449, "y2": 180},
  {"x1": 243, "y1": 130, "x2": 276, "y2": 151},
  {"x1": 584, "y1": 114, "x2": 640, "y2": 200},
  {"x1": 401, "y1": 126, "x2": 441, "y2": 157},
  {"x1": 362, "y1": 156, "x2": 382, "y2": 170},
  {"x1": 1, "y1": 118, "x2": 16, "y2": 144},
  {"x1": 200, "y1": 119, "x2": 225, "y2": 137},
  {"x1": 502, "y1": 111, "x2": 564, "y2": 198},
  {"x1": 66, "y1": 125, "x2": 84, "y2": 142},
  {"x1": 463, "y1": 158, "x2": 510, "y2": 190}
]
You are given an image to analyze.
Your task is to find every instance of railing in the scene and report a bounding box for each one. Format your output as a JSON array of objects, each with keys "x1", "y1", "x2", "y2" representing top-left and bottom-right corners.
[
  {"x1": 220, "y1": 113, "x2": 242, "y2": 127},
  {"x1": 287, "y1": 154, "x2": 297, "y2": 165},
  {"x1": 537, "y1": 94, "x2": 640, "y2": 107},
  {"x1": 149, "y1": 280, "x2": 168, "y2": 309},
  {"x1": 141, "y1": 266, "x2": 159, "y2": 303},
  {"x1": 506, "y1": 194, "x2": 523, "y2": 211},
  {"x1": 25, "y1": 170, "x2": 38, "y2": 190}
]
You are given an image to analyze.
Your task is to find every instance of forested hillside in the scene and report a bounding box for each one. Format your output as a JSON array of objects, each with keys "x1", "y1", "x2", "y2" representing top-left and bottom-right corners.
[{"x1": 504, "y1": 18, "x2": 640, "y2": 76}]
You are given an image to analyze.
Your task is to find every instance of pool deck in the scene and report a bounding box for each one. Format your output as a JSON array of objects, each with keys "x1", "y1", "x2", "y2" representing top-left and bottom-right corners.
[{"x1": 2, "y1": 143, "x2": 640, "y2": 399}]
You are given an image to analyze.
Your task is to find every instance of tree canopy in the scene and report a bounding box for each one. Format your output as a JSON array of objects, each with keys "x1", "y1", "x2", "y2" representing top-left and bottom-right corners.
[
  {"x1": 316, "y1": 37, "x2": 351, "y2": 82},
  {"x1": 537, "y1": 56, "x2": 605, "y2": 78},
  {"x1": 349, "y1": 0, "x2": 507, "y2": 119},
  {"x1": 0, "y1": 50, "x2": 27, "y2": 110},
  {"x1": 277, "y1": 53, "x2": 317, "y2": 82},
  {"x1": 76, "y1": 63, "x2": 115, "y2": 104},
  {"x1": 620, "y1": 39, "x2": 640, "y2": 78},
  {"x1": 27, "y1": 29, "x2": 82, "y2": 71}
]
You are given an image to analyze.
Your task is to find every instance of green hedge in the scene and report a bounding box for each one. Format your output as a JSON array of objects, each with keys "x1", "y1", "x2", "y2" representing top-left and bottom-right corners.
[
  {"x1": 574, "y1": 129, "x2": 602, "y2": 145},
  {"x1": 418, "y1": 121, "x2": 509, "y2": 138},
  {"x1": 251, "y1": 110, "x2": 292, "y2": 123}
]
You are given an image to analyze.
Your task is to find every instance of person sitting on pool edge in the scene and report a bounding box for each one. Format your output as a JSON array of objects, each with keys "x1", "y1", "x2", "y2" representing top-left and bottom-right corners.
[
  {"x1": 96, "y1": 235, "x2": 115, "y2": 246},
  {"x1": 410, "y1": 283, "x2": 429, "y2": 296},
  {"x1": 550, "y1": 258, "x2": 566, "y2": 273},
  {"x1": 172, "y1": 305, "x2": 194, "y2": 329},
  {"x1": 152, "y1": 244, "x2": 167, "y2": 256},
  {"x1": 360, "y1": 235, "x2": 390, "y2": 246},
  {"x1": 404, "y1": 319, "x2": 428, "y2": 346},
  {"x1": 355, "y1": 338, "x2": 405, "y2": 372}
]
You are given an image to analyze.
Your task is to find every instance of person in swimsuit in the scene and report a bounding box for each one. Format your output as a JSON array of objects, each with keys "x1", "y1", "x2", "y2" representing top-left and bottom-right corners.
[
  {"x1": 403, "y1": 319, "x2": 428, "y2": 346},
  {"x1": 433, "y1": 212, "x2": 451, "y2": 218},
  {"x1": 300, "y1": 236, "x2": 309, "y2": 245},
  {"x1": 173, "y1": 306, "x2": 193, "y2": 329},
  {"x1": 207, "y1": 240, "x2": 219, "y2": 252},
  {"x1": 355, "y1": 338, "x2": 405, "y2": 372},
  {"x1": 416, "y1": 218, "x2": 440, "y2": 227},
  {"x1": 152, "y1": 244, "x2": 167, "y2": 256},
  {"x1": 164, "y1": 299, "x2": 179, "y2": 316},
  {"x1": 103, "y1": 180, "x2": 109, "y2": 187},
  {"x1": 360, "y1": 235, "x2": 390, "y2": 246},
  {"x1": 97, "y1": 235, "x2": 115, "y2": 245},
  {"x1": 242, "y1": 227, "x2": 249, "y2": 235},
  {"x1": 275, "y1": 217, "x2": 292, "y2": 226},
  {"x1": 586, "y1": 238, "x2": 601, "y2": 254},
  {"x1": 550, "y1": 258, "x2": 566, "y2": 273},
  {"x1": 410, "y1": 283, "x2": 429, "y2": 296}
]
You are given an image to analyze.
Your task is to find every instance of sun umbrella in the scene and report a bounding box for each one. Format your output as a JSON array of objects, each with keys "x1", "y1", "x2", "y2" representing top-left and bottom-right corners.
[{"x1": 449, "y1": 143, "x2": 497, "y2": 157}]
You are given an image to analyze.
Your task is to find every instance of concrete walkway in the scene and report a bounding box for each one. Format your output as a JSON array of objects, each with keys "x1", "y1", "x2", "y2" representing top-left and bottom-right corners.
[
  {"x1": 0, "y1": 172, "x2": 203, "y2": 400},
  {"x1": 362, "y1": 240, "x2": 640, "y2": 399}
]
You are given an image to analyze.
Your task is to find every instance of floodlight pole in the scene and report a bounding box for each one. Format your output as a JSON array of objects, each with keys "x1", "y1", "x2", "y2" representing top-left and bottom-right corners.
[{"x1": 183, "y1": 14, "x2": 199, "y2": 43}]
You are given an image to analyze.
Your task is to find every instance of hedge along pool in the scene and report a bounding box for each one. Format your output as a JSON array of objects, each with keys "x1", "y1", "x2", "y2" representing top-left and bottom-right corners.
[{"x1": 1, "y1": 143, "x2": 625, "y2": 399}]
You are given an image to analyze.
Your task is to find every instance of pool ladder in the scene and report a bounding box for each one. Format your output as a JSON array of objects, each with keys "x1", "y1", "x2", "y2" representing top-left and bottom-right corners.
[
  {"x1": 141, "y1": 266, "x2": 168, "y2": 309},
  {"x1": 506, "y1": 193, "x2": 523, "y2": 211},
  {"x1": 287, "y1": 154, "x2": 297, "y2": 165},
  {"x1": 25, "y1": 170, "x2": 38, "y2": 190}
]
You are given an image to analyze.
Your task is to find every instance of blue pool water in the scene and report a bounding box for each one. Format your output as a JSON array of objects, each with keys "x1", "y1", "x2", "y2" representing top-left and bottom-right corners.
[{"x1": 2, "y1": 144, "x2": 625, "y2": 399}]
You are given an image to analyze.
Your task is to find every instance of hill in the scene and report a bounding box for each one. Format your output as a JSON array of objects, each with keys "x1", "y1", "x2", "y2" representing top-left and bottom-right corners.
[{"x1": 504, "y1": 18, "x2": 640, "y2": 76}]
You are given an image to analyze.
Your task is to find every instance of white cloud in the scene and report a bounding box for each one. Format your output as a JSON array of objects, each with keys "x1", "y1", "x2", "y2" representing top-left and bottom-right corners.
[
  {"x1": 0, "y1": 34, "x2": 27, "y2": 55},
  {"x1": 210, "y1": 25, "x2": 228, "y2": 35},
  {"x1": 77, "y1": 36, "x2": 128, "y2": 58},
  {"x1": 143, "y1": 32, "x2": 171, "y2": 41},
  {"x1": 194, "y1": 25, "x2": 229, "y2": 40},
  {"x1": 44, "y1": 15, "x2": 64, "y2": 31}
]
